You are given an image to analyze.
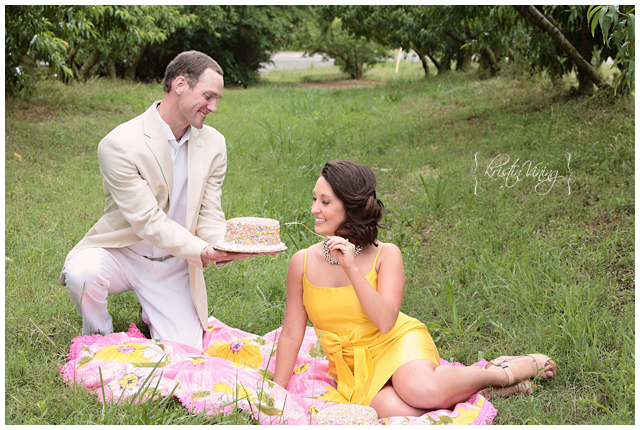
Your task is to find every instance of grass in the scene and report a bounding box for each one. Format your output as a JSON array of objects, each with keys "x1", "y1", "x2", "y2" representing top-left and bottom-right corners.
[{"x1": 5, "y1": 60, "x2": 634, "y2": 424}]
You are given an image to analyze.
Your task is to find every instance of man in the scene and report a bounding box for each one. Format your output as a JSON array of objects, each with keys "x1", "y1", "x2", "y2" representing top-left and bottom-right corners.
[{"x1": 61, "y1": 51, "x2": 265, "y2": 349}]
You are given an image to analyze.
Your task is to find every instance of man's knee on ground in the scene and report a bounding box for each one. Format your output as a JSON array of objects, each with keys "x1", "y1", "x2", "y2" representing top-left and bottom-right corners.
[{"x1": 63, "y1": 252, "x2": 111, "y2": 307}]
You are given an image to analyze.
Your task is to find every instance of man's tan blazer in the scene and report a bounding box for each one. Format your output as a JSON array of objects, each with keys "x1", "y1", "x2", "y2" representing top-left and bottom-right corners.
[{"x1": 60, "y1": 102, "x2": 228, "y2": 329}]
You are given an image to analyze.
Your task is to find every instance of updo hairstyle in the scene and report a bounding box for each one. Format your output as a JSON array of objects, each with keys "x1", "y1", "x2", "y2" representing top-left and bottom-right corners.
[{"x1": 320, "y1": 160, "x2": 384, "y2": 248}]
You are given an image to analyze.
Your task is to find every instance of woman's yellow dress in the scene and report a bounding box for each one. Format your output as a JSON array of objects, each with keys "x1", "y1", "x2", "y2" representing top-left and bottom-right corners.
[{"x1": 302, "y1": 244, "x2": 440, "y2": 406}]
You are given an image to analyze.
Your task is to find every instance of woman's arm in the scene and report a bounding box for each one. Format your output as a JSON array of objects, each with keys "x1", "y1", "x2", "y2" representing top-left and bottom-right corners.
[
  {"x1": 273, "y1": 250, "x2": 309, "y2": 389},
  {"x1": 327, "y1": 237, "x2": 405, "y2": 333}
]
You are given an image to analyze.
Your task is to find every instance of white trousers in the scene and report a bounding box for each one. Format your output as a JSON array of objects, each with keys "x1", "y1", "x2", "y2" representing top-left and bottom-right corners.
[{"x1": 62, "y1": 247, "x2": 203, "y2": 350}]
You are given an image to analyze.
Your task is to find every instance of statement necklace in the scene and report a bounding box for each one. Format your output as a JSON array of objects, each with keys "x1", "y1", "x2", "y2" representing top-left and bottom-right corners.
[{"x1": 322, "y1": 238, "x2": 364, "y2": 265}]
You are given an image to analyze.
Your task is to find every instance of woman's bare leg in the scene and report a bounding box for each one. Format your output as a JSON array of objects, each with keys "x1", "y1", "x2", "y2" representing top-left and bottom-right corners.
[
  {"x1": 369, "y1": 382, "x2": 427, "y2": 418},
  {"x1": 389, "y1": 355, "x2": 543, "y2": 411}
]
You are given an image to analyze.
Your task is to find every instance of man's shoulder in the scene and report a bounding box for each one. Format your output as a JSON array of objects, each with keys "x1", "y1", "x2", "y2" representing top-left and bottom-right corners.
[
  {"x1": 103, "y1": 106, "x2": 150, "y2": 142},
  {"x1": 193, "y1": 124, "x2": 226, "y2": 153},
  {"x1": 198, "y1": 124, "x2": 225, "y2": 141}
]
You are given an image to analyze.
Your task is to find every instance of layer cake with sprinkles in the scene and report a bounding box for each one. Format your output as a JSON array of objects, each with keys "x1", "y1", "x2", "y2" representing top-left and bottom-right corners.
[{"x1": 215, "y1": 217, "x2": 287, "y2": 253}]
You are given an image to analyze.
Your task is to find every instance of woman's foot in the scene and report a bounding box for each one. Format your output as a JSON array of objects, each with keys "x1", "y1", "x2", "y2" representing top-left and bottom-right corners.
[
  {"x1": 485, "y1": 354, "x2": 557, "y2": 386},
  {"x1": 478, "y1": 379, "x2": 536, "y2": 399}
]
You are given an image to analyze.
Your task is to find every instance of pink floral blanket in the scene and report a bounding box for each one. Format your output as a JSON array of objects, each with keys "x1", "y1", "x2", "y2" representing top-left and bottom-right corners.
[{"x1": 60, "y1": 316, "x2": 497, "y2": 425}]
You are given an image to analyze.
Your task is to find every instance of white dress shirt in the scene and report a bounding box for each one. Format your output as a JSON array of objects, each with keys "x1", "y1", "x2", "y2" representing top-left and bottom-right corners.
[{"x1": 127, "y1": 106, "x2": 189, "y2": 259}]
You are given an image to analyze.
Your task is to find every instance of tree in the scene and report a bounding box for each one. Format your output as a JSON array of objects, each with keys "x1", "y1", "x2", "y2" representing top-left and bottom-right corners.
[
  {"x1": 514, "y1": 5, "x2": 611, "y2": 92},
  {"x1": 588, "y1": 5, "x2": 635, "y2": 94},
  {"x1": 68, "y1": 6, "x2": 188, "y2": 82},
  {"x1": 324, "y1": 5, "x2": 505, "y2": 78},
  {"x1": 5, "y1": 5, "x2": 191, "y2": 94},
  {"x1": 302, "y1": 15, "x2": 390, "y2": 79},
  {"x1": 434, "y1": 5, "x2": 508, "y2": 77},
  {"x1": 5, "y1": 5, "x2": 73, "y2": 96},
  {"x1": 135, "y1": 6, "x2": 311, "y2": 87},
  {"x1": 322, "y1": 6, "x2": 460, "y2": 77},
  {"x1": 121, "y1": 6, "x2": 193, "y2": 80}
]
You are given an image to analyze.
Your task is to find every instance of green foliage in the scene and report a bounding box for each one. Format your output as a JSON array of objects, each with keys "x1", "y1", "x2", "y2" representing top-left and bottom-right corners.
[
  {"x1": 4, "y1": 5, "x2": 191, "y2": 93},
  {"x1": 302, "y1": 15, "x2": 391, "y2": 79},
  {"x1": 588, "y1": 5, "x2": 635, "y2": 94},
  {"x1": 5, "y1": 6, "x2": 73, "y2": 96},
  {"x1": 320, "y1": 5, "x2": 626, "y2": 93},
  {"x1": 6, "y1": 5, "x2": 308, "y2": 91},
  {"x1": 322, "y1": 6, "x2": 461, "y2": 76},
  {"x1": 136, "y1": 6, "x2": 311, "y2": 87},
  {"x1": 65, "y1": 5, "x2": 190, "y2": 81}
]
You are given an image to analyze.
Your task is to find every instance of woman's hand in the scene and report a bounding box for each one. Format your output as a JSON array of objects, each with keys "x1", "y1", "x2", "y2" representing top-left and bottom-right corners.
[
  {"x1": 325, "y1": 236, "x2": 357, "y2": 271},
  {"x1": 329, "y1": 239, "x2": 406, "y2": 334}
]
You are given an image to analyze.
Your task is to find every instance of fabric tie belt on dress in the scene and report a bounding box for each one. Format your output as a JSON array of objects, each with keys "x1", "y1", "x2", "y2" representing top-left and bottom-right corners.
[{"x1": 317, "y1": 321, "x2": 381, "y2": 404}]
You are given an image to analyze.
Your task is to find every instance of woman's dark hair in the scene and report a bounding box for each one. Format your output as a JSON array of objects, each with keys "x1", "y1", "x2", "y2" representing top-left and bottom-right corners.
[
  {"x1": 321, "y1": 160, "x2": 384, "y2": 248},
  {"x1": 162, "y1": 50, "x2": 224, "y2": 93}
]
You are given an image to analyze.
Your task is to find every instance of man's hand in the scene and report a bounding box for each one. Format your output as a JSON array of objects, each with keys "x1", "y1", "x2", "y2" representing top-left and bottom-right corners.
[{"x1": 200, "y1": 245, "x2": 283, "y2": 269}]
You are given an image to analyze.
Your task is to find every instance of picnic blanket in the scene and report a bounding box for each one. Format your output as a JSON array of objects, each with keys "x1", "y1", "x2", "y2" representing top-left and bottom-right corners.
[{"x1": 60, "y1": 316, "x2": 497, "y2": 425}]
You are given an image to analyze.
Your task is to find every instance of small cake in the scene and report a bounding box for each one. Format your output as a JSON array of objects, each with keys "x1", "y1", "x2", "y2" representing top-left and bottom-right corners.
[
  {"x1": 314, "y1": 404, "x2": 379, "y2": 425},
  {"x1": 215, "y1": 217, "x2": 287, "y2": 253}
]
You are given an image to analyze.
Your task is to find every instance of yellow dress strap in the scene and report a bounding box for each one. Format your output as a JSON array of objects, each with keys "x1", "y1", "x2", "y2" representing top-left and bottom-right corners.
[
  {"x1": 372, "y1": 243, "x2": 385, "y2": 269},
  {"x1": 303, "y1": 249, "x2": 307, "y2": 274}
]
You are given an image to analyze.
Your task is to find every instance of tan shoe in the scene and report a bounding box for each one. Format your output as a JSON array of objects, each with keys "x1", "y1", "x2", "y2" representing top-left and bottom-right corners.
[
  {"x1": 479, "y1": 379, "x2": 537, "y2": 399},
  {"x1": 486, "y1": 354, "x2": 557, "y2": 382}
]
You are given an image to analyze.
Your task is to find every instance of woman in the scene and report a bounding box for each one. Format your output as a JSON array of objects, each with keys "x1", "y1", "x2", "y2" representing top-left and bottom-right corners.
[{"x1": 273, "y1": 160, "x2": 556, "y2": 418}]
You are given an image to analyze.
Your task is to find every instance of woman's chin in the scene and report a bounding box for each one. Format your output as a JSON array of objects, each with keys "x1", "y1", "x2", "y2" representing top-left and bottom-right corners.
[{"x1": 314, "y1": 224, "x2": 331, "y2": 236}]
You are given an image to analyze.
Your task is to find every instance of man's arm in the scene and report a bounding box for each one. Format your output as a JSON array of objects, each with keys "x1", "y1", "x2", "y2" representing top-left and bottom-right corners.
[
  {"x1": 194, "y1": 148, "x2": 284, "y2": 268},
  {"x1": 98, "y1": 136, "x2": 210, "y2": 268}
]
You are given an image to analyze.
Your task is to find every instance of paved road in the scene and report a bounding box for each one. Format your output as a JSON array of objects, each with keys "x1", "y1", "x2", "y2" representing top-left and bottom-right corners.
[
  {"x1": 261, "y1": 51, "x2": 614, "y2": 72},
  {"x1": 260, "y1": 52, "x2": 335, "y2": 72},
  {"x1": 260, "y1": 51, "x2": 422, "y2": 72}
]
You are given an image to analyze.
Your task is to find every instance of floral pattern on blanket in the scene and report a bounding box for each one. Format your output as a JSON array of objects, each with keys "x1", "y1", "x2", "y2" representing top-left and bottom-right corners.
[{"x1": 60, "y1": 317, "x2": 497, "y2": 425}]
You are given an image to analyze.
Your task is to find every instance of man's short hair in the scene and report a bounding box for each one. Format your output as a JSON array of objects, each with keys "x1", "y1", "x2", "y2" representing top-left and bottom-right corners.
[{"x1": 162, "y1": 50, "x2": 224, "y2": 93}]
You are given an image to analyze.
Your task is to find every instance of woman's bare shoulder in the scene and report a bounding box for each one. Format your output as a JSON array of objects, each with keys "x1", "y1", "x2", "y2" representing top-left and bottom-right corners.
[
  {"x1": 288, "y1": 243, "x2": 323, "y2": 269},
  {"x1": 378, "y1": 241, "x2": 402, "y2": 256},
  {"x1": 375, "y1": 241, "x2": 404, "y2": 270}
]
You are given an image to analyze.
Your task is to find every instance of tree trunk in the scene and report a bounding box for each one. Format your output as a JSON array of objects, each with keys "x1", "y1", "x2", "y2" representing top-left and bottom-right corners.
[
  {"x1": 354, "y1": 46, "x2": 360, "y2": 79},
  {"x1": 456, "y1": 46, "x2": 472, "y2": 71},
  {"x1": 481, "y1": 49, "x2": 499, "y2": 76},
  {"x1": 444, "y1": 29, "x2": 464, "y2": 44},
  {"x1": 441, "y1": 52, "x2": 453, "y2": 71},
  {"x1": 463, "y1": 48, "x2": 472, "y2": 70},
  {"x1": 455, "y1": 48, "x2": 464, "y2": 71},
  {"x1": 514, "y1": 5, "x2": 610, "y2": 89},
  {"x1": 413, "y1": 47, "x2": 432, "y2": 77},
  {"x1": 419, "y1": 54, "x2": 430, "y2": 77},
  {"x1": 125, "y1": 43, "x2": 148, "y2": 81},
  {"x1": 425, "y1": 53, "x2": 442, "y2": 72},
  {"x1": 79, "y1": 49, "x2": 101, "y2": 81},
  {"x1": 107, "y1": 60, "x2": 117, "y2": 80},
  {"x1": 66, "y1": 45, "x2": 79, "y2": 83},
  {"x1": 577, "y1": 8, "x2": 595, "y2": 94},
  {"x1": 464, "y1": 24, "x2": 500, "y2": 76}
]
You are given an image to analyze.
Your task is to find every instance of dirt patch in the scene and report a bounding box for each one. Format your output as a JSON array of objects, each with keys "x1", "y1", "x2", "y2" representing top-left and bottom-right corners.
[
  {"x1": 304, "y1": 79, "x2": 384, "y2": 88},
  {"x1": 18, "y1": 106, "x2": 54, "y2": 120},
  {"x1": 433, "y1": 102, "x2": 465, "y2": 118},
  {"x1": 296, "y1": 79, "x2": 384, "y2": 88}
]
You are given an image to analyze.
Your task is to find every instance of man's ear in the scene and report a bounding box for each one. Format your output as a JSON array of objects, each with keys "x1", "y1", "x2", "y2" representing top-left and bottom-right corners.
[{"x1": 173, "y1": 76, "x2": 187, "y2": 95}]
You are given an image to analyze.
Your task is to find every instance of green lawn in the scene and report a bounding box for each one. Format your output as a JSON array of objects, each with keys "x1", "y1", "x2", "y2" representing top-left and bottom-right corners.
[{"x1": 5, "y1": 61, "x2": 634, "y2": 424}]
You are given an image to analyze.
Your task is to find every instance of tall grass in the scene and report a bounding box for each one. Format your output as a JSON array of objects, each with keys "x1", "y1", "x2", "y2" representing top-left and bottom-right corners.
[{"x1": 5, "y1": 61, "x2": 634, "y2": 424}]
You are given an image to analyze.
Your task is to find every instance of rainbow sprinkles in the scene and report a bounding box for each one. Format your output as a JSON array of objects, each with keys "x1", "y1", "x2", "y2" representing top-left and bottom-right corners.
[{"x1": 215, "y1": 217, "x2": 287, "y2": 253}]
